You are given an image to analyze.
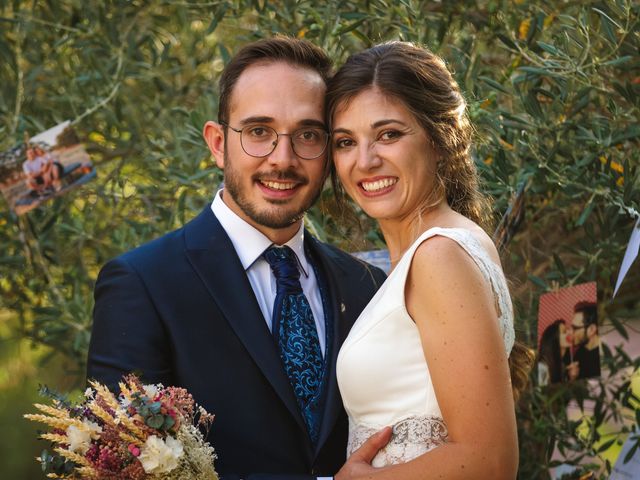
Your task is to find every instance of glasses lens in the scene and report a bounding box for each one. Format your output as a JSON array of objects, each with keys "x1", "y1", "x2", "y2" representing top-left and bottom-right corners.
[
  {"x1": 291, "y1": 128, "x2": 328, "y2": 159},
  {"x1": 240, "y1": 126, "x2": 278, "y2": 157},
  {"x1": 239, "y1": 125, "x2": 328, "y2": 159}
]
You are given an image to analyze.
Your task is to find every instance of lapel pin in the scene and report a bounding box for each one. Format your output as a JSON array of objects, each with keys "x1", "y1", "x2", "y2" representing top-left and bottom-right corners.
[{"x1": 340, "y1": 303, "x2": 346, "y2": 313}]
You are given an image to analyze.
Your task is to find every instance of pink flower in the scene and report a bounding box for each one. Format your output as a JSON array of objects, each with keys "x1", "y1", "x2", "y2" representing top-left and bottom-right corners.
[{"x1": 128, "y1": 443, "x2": 141, "y2": 457}]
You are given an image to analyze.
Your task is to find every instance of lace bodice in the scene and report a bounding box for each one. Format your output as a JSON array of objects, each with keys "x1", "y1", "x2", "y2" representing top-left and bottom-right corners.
[{"x1": 337, "y1": 227, "x2": 515, "y2": 466}]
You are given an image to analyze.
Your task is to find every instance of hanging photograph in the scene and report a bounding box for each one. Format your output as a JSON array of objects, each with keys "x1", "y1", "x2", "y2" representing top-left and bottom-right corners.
[
  {"x1": 537, "y1": 281, "x2": 600, "y2": 385},
  {"x1": 0, "y1": 121, "x2": 95, "y2": 215}
]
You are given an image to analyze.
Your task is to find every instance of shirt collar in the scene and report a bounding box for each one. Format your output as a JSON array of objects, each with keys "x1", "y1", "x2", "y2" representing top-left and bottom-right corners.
[{"x1": 211, "y1": 189, "x2": 309, "y2": 276}]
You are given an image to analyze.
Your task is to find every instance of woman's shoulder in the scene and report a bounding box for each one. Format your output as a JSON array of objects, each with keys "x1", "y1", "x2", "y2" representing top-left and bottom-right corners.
[{"x1": 412, "y1": 215, "x2": 501, "y2": 269}]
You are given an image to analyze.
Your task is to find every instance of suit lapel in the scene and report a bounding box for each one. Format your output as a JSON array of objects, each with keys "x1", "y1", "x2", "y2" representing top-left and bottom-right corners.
[
  {"x1": 183, "y1": 207, "x2": 308, "y2": 437},
  {"x1": 306, "y1": 236, "x2": 351, "y2": 457}
]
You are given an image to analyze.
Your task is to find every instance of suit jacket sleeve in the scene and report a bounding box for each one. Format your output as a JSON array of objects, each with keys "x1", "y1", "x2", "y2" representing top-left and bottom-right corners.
[{"x1": 87, "y1": 256, "x2": 174, "y2": 389}]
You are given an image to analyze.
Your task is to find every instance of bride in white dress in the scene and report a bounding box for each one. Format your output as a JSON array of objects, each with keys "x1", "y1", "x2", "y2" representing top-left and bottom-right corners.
[{"x1": 326, "y1": 42, "x2": 532, "y2": 479}]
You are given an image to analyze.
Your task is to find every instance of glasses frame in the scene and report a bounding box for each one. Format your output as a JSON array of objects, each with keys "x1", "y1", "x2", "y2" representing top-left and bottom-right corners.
[{"x1": 221, "y1": 122, "x2": 329, "y2": 160}]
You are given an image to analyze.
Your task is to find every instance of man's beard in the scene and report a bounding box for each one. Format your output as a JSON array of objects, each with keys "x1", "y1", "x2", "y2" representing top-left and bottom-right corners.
[{"x1": 223, "y1": 151, "x2": 323, "y2": 229}]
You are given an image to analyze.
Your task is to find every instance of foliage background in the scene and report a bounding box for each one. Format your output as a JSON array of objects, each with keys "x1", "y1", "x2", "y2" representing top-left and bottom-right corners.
[{"x1": 0, "y1": 0, "x2": 638, "y2": 478}]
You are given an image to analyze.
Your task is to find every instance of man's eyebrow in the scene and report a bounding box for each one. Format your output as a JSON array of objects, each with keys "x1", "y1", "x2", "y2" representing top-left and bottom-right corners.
[
  {"x1": 331, "y1": 127, "x2": 352, "y2": 135},
  {"x1": 238, "y1": 116, "x2": 275, "y2": 126},
  {"x1": 299, "y1": 119, "x2": 327, "y2": 129},
  {"x1": 237, "y1": 117, "x2": 326, "y2": 129}
]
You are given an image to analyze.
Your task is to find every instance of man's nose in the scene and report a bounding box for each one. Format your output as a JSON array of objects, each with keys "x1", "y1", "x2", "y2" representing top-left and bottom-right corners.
[{"x1": 267, "y1": 134, "x2": 298, "y2": 168}]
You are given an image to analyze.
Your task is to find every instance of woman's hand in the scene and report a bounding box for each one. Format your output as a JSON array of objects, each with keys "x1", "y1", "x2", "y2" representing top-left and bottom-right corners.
[{"x1": 335, "y1": 427, "x2": 392, "y2": 480}]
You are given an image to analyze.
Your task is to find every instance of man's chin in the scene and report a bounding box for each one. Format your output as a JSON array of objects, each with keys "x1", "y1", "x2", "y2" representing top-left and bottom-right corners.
[{"x1": 240, "y1": 204, "x2": 306, "y2": 230}]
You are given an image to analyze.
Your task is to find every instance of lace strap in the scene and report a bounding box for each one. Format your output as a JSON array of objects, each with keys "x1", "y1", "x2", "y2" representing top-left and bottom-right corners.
[{"x1": 397, "y1": 227, "x2": 515, "y2": 354}]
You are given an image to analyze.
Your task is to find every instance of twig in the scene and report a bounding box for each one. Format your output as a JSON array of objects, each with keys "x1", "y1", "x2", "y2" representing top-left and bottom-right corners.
[
  {"x1": 10, "y1": 16, "x2": 24, "y2": 137},
  {"x1": 71, "y1": 53, "x2": 123, "y2": 125},
  {"x1": 13, "y1": 12, "x2": 86, "y2": 34},
  {"x1": 17, "y1": 216, "x2": 65, "y2": 306}
]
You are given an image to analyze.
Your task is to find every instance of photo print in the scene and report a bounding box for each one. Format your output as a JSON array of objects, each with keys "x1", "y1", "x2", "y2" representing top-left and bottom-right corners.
[
  {"x1": 0, "y1": 121, "x2": 95, "y2": 215},
  {"x1": 537, "y1": 281, "x2": 600, "y2": 385}
]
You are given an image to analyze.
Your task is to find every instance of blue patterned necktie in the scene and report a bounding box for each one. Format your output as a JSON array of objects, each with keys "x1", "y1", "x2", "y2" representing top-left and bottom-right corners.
[{"x1": 263, "y1": 245, "x2": 323, "y2": 444}]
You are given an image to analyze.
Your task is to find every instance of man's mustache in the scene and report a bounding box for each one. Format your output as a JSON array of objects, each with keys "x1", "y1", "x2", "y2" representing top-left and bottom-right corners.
[{"x1": 253, "y1": 170, "x2": 308, "y2": 185}]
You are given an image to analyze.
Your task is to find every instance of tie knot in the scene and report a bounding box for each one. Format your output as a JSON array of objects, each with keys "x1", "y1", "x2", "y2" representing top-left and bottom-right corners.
[{"x1": 264, "y1": 246, "x2": 302, "y2": 294}]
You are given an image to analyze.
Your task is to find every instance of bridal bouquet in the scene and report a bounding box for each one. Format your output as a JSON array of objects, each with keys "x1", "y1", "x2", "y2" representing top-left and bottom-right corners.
[{"x1": 24, "y1": 374, "x2": 218, "y2": 479}]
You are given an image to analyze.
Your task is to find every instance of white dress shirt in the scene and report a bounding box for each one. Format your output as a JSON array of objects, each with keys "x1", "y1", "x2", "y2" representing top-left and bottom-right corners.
[{"x1": 211, "y1": 190, "x2": 326, "y2": 356}]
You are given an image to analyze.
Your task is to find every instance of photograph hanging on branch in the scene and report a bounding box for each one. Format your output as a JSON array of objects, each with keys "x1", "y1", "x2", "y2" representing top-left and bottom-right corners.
[
  {"x1": 0, "y1": 121, "x2": 95, "y2": 215},
  {"x1": 537, "y1": 281, "x2": 600, "y2": 385}
]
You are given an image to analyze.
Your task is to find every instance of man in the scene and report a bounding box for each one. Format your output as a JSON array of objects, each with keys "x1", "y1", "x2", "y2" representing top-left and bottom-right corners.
[
  {"x1": 567, "y1": 302, "x2": 600, "y2": 381},
  {"x1": 23, "y1": 146, "x2": 60, "y2": 194},
  {"x1": 87, "y1": 37, "x2": 386, "y2": 479}
]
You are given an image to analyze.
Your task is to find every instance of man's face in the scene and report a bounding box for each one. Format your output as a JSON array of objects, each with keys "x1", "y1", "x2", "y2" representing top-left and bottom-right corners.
[
  {"x1": 571, "y1": 311, "x2": 587, "y2": 346},
  {"x1": 205, "y1": 61, "x2": 328, "y2": 241}
]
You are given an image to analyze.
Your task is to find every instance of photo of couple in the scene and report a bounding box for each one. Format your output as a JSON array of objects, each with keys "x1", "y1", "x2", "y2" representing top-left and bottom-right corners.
[
  {"x1": 0, "y1": 122, "x2": 94, "y2": 215},
  {"x1": 537, "y1": 282, "x2": 601, "y2": 386},
  {"x1": 86, "y1": 36, "x2": 533, "y2": 479}
]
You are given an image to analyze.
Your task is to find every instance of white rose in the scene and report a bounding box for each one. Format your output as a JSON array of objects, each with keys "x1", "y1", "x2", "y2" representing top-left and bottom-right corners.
[
  {"x1": 66, "y1": 420, "x2": 102, "y2": 454},
  {"x1": 138, "y1": 435, "x2": 184, "y2": 474},
  {"x1": 143, "y1": 384, "x2": 159, "y2": 399}
]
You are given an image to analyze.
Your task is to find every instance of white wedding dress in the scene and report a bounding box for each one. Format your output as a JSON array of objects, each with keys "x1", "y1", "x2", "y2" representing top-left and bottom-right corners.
[{"x1": 337, "y1": 227, "x2": 515, "y2": 467}]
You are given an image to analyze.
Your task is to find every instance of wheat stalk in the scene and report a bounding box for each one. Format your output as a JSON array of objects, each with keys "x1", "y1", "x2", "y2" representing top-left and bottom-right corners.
[
  {"x1": 39, "y1": 433, "x2": 68, "y2": 444},
  {"x1": 54, "y1": 447, "x2": 92, "y2": 467},
  {"x1": 33, "y1": 403, "x2": 72, "y2": 419},
  {"x1": 24, "y1": 413, "x2": 83, "y2": 430},
  {"x1": 89, "y1": 381, "x2": 120, "y2": 412},
  {"x1": 88, "y1": 401, "x2": 116, "y2": 428}
]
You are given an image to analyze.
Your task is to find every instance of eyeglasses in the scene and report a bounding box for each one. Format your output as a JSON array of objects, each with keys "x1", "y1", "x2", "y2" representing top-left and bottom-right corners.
[{"x1": 221, "y1": 123, "x2": 329, "y2": 160}]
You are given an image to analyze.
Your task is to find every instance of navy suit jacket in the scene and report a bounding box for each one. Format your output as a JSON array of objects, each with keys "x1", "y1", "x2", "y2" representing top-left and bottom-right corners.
[{"x1": 87, "y1": 206, "x2": 386, "y2": 479}]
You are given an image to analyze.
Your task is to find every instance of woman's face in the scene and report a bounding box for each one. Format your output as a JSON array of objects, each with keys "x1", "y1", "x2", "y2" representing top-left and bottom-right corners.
[
  {"x1": 558, "y1": 322, "x2": 571, "y2": 349},
  {"x1": 331, "y1": 87, "x2": 439, "y2": 223}
]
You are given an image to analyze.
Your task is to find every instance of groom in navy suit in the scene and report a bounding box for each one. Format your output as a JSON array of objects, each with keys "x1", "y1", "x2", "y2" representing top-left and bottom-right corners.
[{"x1": 87, "y1": 37, "x2": 386, "y2": 479}]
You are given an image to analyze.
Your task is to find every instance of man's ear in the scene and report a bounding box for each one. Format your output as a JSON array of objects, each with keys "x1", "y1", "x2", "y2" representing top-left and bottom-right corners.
[{"x1": 203, "y1": 121, "x2": 225, "y2": 169}]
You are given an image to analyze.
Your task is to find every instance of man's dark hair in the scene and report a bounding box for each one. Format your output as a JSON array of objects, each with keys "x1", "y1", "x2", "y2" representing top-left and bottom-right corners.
[
  {"x1": 574, "y1": 301, "x2": 598, "y2": 329},
  {"x1": 217, "y1": 36, "x2": 332, "y2": 123}
]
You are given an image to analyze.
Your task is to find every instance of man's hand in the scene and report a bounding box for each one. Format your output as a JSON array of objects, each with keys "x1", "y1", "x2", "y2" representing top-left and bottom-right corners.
[
  {"x1": 567, "y1": 361, "x2": 580, "y2": 381},
  {"x1": 335, "y1": 427, "x2": 392, "y2": 480}
]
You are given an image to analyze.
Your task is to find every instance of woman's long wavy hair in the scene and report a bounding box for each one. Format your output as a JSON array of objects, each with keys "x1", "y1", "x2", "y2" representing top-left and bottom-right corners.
[{"x1": 326, "y1": 41, "x2": 533, "y2": 401}]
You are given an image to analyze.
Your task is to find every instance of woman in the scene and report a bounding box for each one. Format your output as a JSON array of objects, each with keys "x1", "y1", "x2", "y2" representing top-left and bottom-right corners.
[
  {"x1": 538, "y1": 319, "x2": 572, "y2": 385},
  {"x1": 327, "y1": 42, "x2": 532, "y2": 478}
]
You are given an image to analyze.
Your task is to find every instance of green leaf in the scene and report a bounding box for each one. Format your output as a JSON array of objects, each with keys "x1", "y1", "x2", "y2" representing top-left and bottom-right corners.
[
  {"x1": 537, "y1": 41, "x2": 561, "y2": 56},
  {"x1": 576, "y1": 197, "x2": 595, "y2": 226},
  {"x1": 593, "y1": 7, "x2": 619, "y2": 45},
  {"x1": 497, "y1": 34, "x2": 517, "y2": 50},
  {"x1": 162, "y1": 415, "x2": 176, "y2": 431},
  {"x1": 149, "y1": 401, "x2": 162, "y2": 414},
  {"x1": 336, "y1": 17, "x2": 368, "y2": 35},
  {"x1": 553, "y1": 253, "x2": 567, "y2": 280},
  {"x1": 601, "y1": 55, "x2": 634, "y2": 67},
  {"x1": 596, "y1": 438, "x2": 616, "y2": 453},
  {"x1": 624, "y1": 438, "x2": 639, "y2": 463},
  {"x1": 609, "y1": 315, "x2": 629, "y2": 341},
  {"x1": 479, "y1": 76, "x2": 510, "y2": 94},
  {"x1": 146, "y1": 414, "x2": 165, "y2": 429},
  {"x1": 518, "y1": 66, "x2": 562, "y2": 78},
  {"x1": 528, "y1": 275, "x2": 547, "y2": 289},
  {"x1": 218, "y1": 43, "x2": 231, "y2": 65}
]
